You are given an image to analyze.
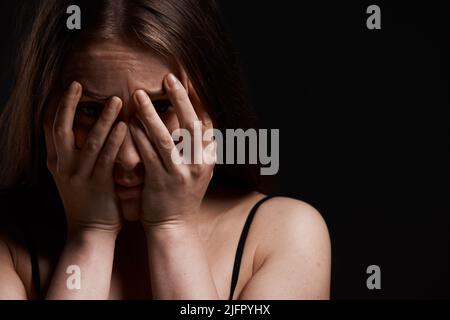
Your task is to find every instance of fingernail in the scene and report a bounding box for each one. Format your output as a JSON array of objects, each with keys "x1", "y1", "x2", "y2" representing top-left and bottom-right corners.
[
  {"x1": 135, "y1": 90, "x2": 149, "y2": 106},
  {"x1": 70, "y1": 81, "x2": 81, "y2": 95},
  {"x1": 116, "y1": 121, "x2": 127, "y2": 132},
  {"x1": 110, "y1": 96, "x2": 121, "y2": 110},
  {"x1": 166, "y1": 73, "x2": 181, "y2": 89}
]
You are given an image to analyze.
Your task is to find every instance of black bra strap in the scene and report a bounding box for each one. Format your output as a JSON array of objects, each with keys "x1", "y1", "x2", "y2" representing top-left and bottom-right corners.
[
  {"x1": 228, "y1": 195, "x2": 275, "y2": 300},
  {"x1": 23, "y1": 226, "x2": 43, "y2": 300},
  {"x1": 29, "y1": 244, "x2": 43, "y2": 300}
]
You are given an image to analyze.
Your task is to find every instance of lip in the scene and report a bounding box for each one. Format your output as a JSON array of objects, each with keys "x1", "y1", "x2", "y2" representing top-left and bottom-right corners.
[{"x1": 115, "y1": 183, "x2": 143, "y2": 200}]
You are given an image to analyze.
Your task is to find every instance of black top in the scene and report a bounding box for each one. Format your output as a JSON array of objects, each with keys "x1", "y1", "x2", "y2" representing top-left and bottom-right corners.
[{"x1": 27, "y1": 195, "x2": 275, "y2": 300}]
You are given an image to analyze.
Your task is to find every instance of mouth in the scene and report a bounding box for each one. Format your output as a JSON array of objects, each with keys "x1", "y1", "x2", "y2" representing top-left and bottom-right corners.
[{"x1": 115, "y1": 183, "x2": 143, "y2": 200}]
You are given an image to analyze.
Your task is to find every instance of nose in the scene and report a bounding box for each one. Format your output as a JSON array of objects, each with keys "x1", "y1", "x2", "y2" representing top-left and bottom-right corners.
[{"x1": 115, "y1": 128, "x2": 142, "y2": 171}]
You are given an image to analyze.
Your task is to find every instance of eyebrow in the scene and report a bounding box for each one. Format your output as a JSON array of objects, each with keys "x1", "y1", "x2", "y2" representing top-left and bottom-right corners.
[{"x1": 82, "y1": 88, "x2": 167, "y2": 102}]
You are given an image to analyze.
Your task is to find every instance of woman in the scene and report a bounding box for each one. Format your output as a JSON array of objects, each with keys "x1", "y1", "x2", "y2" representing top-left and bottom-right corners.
[{"x1": 0, "y1": 0, "x2": 331, "y2": 299}]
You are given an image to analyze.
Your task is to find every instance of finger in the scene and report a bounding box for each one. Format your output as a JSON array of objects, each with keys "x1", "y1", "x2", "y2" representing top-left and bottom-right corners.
[
  {"x1": 164, "y1": 74, "x2": 199, "y2": 129},
  {"x1": 134, "y1": 90, "x2": 178, "y2": 171},
  {"x1": 188, "y1": 80, "x2": 213, "y2": 130},
  {"x1": 44, "y1": 121, "x2": 57, "y2": 174},
  {"x1": 78, "y1": 97, "x2": 122, "y2": 178},
  {"x1": 203, "y1": 139, "x2": 218, "y2": 166},
  {"x1": 53, "y1": 81, "x2": 82, "y2": 169},
  {"x1": 164, "y1": 75, "x2": 203, "y2": 165},
  {"x1": 128, "y1": 119, "x2": 166, "y2": 173},
  {"x1": 92, "y1": 121, "x2": 128, "y2": 182}
]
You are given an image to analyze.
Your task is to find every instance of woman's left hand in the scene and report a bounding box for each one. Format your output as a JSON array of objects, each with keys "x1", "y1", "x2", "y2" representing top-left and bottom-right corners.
[{"x1": 129, "y1": 73, "x2": 216, "y2": 229}]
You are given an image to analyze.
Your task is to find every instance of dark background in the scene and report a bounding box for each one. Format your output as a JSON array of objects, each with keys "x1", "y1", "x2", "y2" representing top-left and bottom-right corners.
[{"x1": 1, "y1": 1, "x2": 449, "y2": 299}]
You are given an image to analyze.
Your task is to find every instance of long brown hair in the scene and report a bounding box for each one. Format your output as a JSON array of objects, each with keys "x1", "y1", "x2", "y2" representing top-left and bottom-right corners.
[{"x1": 0, "y1": 0, "x2": 260, "y2": 193}]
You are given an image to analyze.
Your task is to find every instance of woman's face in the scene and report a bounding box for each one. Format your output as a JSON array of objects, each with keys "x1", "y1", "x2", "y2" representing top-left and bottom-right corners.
[{"x1": 57, "y1": 39, "x2": 190, "y2": 221}]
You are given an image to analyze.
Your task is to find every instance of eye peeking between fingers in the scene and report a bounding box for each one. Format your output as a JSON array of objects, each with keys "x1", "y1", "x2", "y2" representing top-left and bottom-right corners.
[
  {"x1": 75, "y1": 98, "x2": 172, "y2": 127},
  {"x1": 152, "y1": 99, "x2": 172, "y2": 114},
  {"x1": 76, "y1": 101, "x2": 105, "y2": 123}
]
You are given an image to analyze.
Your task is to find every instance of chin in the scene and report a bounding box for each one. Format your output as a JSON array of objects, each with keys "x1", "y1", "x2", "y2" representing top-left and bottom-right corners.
[{"x1": 119, "y1": 198, "x2": 141, "y2": 221}]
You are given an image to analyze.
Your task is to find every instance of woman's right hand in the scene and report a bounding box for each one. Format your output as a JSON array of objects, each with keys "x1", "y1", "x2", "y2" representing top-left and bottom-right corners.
[{"x1": 44, "y1": 81, "x2": 127, "y2": 235}]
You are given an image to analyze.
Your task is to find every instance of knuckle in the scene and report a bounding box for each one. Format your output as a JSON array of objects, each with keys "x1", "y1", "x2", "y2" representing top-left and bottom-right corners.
[
  {"x1": 204, "y1": 147, "x2": 217, "y2": 165},
  {"x1": 174, "y1": 172, "x2": 188, "y2": 185},
  {"x1": 191, "y1": 164, "x2": 204, "y2": 177},
  {"x1": 202, "y1": 119, "x2": 213, "y2": 128},
  {"x1": 84, "y1": 139, "x2": 102, "y2": 153},
  {"x1": 69, "y1": 175, "x2": 84, "y2": 187},
  {"x1": 143, "y1": 151, "x2": 157, "y2": 163},
  {"x1": 54, "y1": 126, "x2": 66, "y2": 139},
  {"x1": 101, "y1": 138, "x2": 120, "y2": 158},
  {"x1": 97, "y1": 153, "x2": 112, "y2": 167},
  {"x1": 185, "y1": 122, "x2": 196, "y2": 133},
  {"x1": 157, "y1": 136, "x2": 173, "y2": 151},
  {"x1": 207, "y1": 154, "x2": 217, "y2": 166},
  {"x1": 106, "y1": 138, "x2": 120, "y2": 152}
]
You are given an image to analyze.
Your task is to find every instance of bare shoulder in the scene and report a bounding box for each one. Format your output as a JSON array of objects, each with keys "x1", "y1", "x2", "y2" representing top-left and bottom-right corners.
[
  {"x1": 250, "y1": 195, "x2": 330, "y2": 252},
  {"x1": 238, "y1": 194, "x2": 331, "y2": 299}
]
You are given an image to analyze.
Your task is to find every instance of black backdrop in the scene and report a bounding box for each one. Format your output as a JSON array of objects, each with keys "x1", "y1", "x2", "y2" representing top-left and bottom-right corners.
[{"x1": 1, "y1": 1, "x2": 449, "y2": 299}]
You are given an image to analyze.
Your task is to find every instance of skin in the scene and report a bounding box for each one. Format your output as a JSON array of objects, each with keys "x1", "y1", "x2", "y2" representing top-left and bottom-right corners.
[{"x1": 0, "y1": 39, "x2": 331, "y2": 300}]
